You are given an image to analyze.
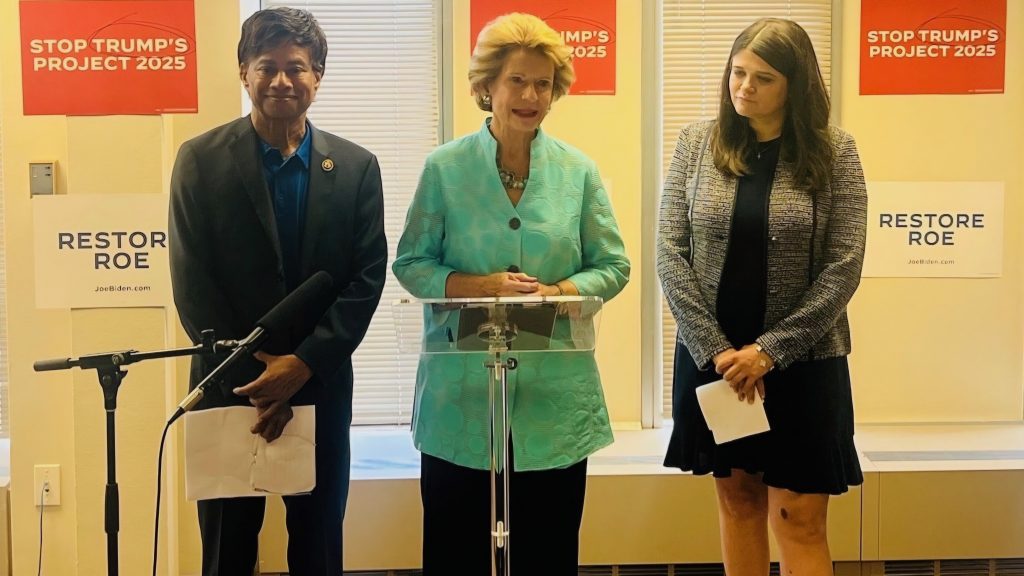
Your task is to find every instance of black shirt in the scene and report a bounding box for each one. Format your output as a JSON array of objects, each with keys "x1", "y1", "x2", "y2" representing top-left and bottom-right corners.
[{"x1": 716, "y1": 138, "x2": 781, "y2": 347}]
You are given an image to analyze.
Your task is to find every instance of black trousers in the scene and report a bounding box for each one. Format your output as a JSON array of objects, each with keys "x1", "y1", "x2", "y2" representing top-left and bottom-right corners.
[
  {"x1": 420, "y1": 450, "x2": 588, "y2": 576},
  {"x1": 197, "y1": 385, "x2": 351, "y2": 576}
]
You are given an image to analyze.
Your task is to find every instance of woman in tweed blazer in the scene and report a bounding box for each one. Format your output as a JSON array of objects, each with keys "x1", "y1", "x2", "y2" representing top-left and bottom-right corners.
[{"x1": 657, "y1": 19, "x2": 867, "y2": 576}]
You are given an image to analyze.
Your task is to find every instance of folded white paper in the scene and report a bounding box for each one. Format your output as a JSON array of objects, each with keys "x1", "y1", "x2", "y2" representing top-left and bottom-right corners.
[
  {"x1": 695, "y1": 379, "x2": 770, "y2": 444},
  {"x1": 185, "y1": 405, "x2": 316, "y2": 501}
]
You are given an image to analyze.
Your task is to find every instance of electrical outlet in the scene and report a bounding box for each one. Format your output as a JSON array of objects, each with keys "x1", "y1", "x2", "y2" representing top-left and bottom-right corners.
[{"x1": 33, "y1": 464, "x2": 61, "y2": 506}]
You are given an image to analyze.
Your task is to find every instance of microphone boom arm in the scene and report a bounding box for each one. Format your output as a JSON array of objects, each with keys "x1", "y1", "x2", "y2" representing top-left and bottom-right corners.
[
  {"x1": 33, "y1": 329, "x2": 225, "y2": 373},
  {"x1": 169, "y1": 326, "x2": 267, "y2": 422},
  {"x1": 31, "y1": 328, "x2": 227, "y2": 576}
]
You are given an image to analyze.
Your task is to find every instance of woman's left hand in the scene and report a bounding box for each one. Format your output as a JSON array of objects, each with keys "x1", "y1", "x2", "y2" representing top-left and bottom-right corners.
[
  {"x1": 718, "y1": 345, "x2": 772, "y2": 400},
  {"x1": 536, "y1": 283, "x2": 560, "y2": 297}
]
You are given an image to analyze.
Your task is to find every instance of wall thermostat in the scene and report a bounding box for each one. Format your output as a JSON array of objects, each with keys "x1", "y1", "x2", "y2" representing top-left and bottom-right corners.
[{"x1": 30, "y1": 162, "x2": 55, "y2": 196}]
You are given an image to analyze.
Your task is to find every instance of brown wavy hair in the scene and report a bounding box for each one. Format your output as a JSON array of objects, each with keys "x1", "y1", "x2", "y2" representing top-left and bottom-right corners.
[{"x1": 711, "y1": 18, "x2": 832, "y2": 192}]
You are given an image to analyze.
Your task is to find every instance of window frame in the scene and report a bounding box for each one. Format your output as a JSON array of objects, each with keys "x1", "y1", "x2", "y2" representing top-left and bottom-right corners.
[{"x1": 0, "y1": 92, "x2": 8, "y2": 438}]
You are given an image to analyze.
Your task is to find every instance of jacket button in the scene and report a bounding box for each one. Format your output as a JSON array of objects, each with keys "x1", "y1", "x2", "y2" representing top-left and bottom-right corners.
[
  {"x1": 770, "y1": 236, "x2": 778, "y2": 242},
  {"x1": 507, "y1": 265, "x2": 520, "y2": 273},
  {"x1": 509, "y1": 217, "x2": 521, "y2": 230}
]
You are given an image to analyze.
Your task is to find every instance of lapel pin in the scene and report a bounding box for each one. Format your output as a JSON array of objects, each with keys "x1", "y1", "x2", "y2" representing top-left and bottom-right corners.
[{"x1": 321, "y1": 158, "x2": 335, "y2": 172}]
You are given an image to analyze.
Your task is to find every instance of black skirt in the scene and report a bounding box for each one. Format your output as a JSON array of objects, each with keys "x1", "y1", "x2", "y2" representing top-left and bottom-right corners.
[{"x1": 664, "y1": 341, "x2": 863, "y2": 495}]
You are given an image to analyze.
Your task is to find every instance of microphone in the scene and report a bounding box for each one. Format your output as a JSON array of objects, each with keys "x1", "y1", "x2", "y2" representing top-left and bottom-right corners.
[{"x1": 170, "y1": 271, "x2": 335, "y2": 422}]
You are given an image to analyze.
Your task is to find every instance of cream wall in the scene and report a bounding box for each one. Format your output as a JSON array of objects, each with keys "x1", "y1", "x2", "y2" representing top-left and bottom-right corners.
[
  {"x1": 0, "y1": 0, "x2": 240, "y2": 573},
  {"x1": 1, "y1": 0, "x2": 1021, "y2": 574},
  {"x1": 840, "y1": 0, "x2": 1024, "y2": 422}
]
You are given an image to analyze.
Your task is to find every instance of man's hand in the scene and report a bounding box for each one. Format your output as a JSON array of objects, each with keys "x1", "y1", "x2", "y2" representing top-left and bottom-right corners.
[
  {"x1": 233, "y1": 351, "x2": 311, "y2": 409},
  {"x1": 251, "y1": 400, "x2": 294, "y2": 442},
  {"x1": 233, "y1": 352, "x2": 310, "y2": 442}
]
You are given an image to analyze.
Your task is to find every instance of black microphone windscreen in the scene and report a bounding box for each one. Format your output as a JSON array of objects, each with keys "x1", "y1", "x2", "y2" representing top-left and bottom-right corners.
[{"x1": 257, "y1": 271, "x2": 335, "y2": 352}]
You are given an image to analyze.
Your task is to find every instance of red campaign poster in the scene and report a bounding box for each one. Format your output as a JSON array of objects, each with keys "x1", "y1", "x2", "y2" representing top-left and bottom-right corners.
[
  {"x1": 470, "y1": 0, "x2": 616, "y2": 95},
  {"x1": 20, "y1": 0, "x2": 198, "y2": 115},
  {"x1": 860, "y1": 0, "x2": 1006, "y2": 95}
]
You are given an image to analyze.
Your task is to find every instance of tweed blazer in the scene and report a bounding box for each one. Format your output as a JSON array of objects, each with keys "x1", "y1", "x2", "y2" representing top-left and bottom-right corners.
[{"x1": 657, "y1": 120, "x2": 867, "y2": 370}]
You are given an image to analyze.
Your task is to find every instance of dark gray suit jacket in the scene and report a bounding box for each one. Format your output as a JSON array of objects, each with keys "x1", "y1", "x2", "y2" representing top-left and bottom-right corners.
[{"x1": 169, "y1": 115, "x2": 386, "y2": 411}]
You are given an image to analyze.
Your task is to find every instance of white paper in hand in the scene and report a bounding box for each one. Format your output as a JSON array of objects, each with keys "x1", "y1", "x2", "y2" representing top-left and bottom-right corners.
[
  {"x1": 695, "y1": 379, "x2": 770, "y2": 444},
  {"x1": 185, "y1": 405, "x2": 316, "y2": 500}
]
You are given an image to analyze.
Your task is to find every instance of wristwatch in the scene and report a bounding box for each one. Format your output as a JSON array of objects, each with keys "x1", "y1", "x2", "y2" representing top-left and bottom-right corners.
[{"x1": 753, "y1": 343, "x2": 774, "y2": 372}]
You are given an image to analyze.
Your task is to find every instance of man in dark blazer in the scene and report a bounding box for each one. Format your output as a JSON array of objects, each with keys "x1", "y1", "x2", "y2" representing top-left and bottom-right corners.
[{"x1": 168, "y1": 7, "x2": 386, "y2": 575}]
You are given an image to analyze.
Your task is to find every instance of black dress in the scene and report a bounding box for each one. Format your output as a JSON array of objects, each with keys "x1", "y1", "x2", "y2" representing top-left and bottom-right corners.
[{"x1": 664, "y1": 139, "x2": 863, "y2": 495}]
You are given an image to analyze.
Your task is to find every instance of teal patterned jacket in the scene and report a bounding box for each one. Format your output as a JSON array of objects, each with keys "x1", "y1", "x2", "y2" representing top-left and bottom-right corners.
[{"x1": 393, "y1": 119, "x2": 630, "y2": 471}]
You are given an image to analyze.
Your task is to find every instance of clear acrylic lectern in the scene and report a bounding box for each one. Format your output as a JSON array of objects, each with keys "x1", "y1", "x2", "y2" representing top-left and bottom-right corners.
[{"x1": 393, "y1": 296, "x2": 603, "y2": 576}]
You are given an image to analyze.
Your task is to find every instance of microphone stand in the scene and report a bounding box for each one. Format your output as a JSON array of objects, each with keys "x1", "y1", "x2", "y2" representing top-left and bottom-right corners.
[{"x1": 34, "y1": 330, "x2": 226, "y2": 576}]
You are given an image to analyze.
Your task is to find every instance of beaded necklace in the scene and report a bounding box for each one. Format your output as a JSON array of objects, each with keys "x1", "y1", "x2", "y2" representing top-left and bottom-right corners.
[{"x1": 496, "y1": 160, "x2": 528, "y2": 190}]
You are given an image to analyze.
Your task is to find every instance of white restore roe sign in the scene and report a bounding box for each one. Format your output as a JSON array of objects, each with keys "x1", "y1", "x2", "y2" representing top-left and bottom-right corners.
[
  {"x1": 863, "y1": 182, "x2": 1003, "y2": 278},
  {"x1": 33, "y1": 194, "x2": 171, "y2": 308}
]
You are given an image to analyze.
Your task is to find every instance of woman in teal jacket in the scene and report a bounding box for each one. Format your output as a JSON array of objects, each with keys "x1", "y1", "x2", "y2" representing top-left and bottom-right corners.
[{"x1": 392, "y1": 12, "x2": 629, "y2": 576}]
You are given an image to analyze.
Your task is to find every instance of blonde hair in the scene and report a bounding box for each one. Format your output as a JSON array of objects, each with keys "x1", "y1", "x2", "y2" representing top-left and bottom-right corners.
[{"x1": 468, "y1": 13, "x2": 575, "y2": 111}]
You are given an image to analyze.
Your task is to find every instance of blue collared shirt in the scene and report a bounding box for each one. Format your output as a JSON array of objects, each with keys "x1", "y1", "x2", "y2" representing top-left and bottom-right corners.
[{"x1": 259, "y1": 124, "x2": 311, "y2": 290}]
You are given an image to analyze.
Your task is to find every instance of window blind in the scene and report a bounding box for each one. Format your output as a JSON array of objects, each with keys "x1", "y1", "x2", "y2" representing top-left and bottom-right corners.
[{"x1": 262, "y1": 0, "x2": 439, "y2": 425}]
